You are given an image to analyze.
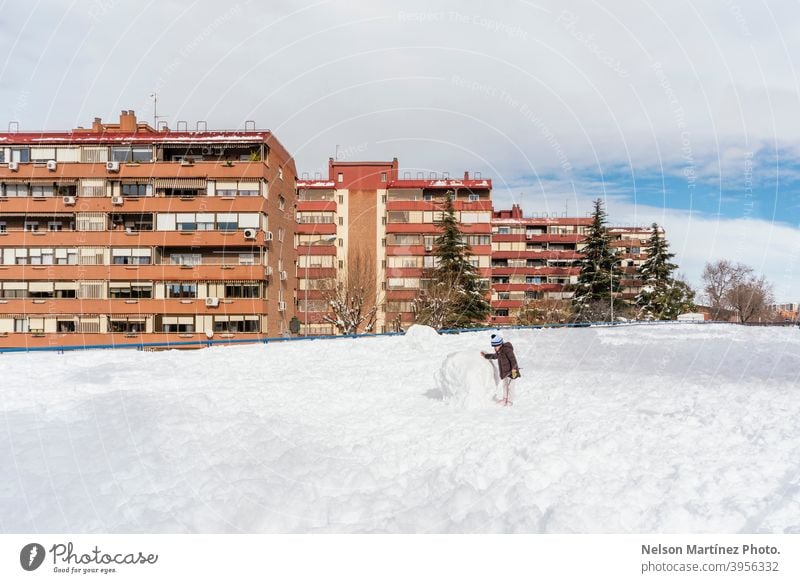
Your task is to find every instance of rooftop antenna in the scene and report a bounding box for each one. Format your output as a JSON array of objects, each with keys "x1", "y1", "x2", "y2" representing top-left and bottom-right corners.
[{"x1": 149, "y1": 92, "x2": 167, "y2": 129}]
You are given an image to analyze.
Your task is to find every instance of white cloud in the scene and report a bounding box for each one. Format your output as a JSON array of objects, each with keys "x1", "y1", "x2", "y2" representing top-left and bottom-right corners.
[{"x1": 2, "y1": 0, "x2": 799, "y2": 297}]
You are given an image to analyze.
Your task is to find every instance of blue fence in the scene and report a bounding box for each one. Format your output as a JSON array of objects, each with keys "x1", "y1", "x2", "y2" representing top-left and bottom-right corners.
[{"x1": 0, "y1": 319, "x2": 715, "y2": 355}]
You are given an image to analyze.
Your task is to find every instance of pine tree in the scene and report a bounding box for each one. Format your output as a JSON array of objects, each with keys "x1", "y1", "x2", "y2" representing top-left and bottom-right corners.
[
  {"x1": 415, "y1": 191, "x2": 490, "y2": 328},
  {"x1": 635, "y1": 223, "x2": 695, "y2": 319},
  {"x1": 574, "y1": 199, "x2": 618, "y2": 316}
]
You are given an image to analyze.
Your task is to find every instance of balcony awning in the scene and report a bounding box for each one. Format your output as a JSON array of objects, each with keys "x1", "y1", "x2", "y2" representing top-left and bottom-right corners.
[{"x1": 154, "y1": 178, "x2": 206, "y2": 189}]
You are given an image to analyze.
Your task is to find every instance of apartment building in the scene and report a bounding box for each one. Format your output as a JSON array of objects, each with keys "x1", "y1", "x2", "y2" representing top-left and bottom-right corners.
[
  {"x1": 296, "y1": 159, "x2": 492, "y2": 334},
  {"x1": 491, "y1": 204, "x2": 660, "y2": 323},
  {"x1": 0, "y1": 110, "x2": 296, "y2": 348}
]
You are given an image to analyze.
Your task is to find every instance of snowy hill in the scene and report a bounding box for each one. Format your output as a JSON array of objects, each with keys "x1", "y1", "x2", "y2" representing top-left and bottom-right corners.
[{"x1": 2, "y1": 324, "x2": 799, "y2": 533}]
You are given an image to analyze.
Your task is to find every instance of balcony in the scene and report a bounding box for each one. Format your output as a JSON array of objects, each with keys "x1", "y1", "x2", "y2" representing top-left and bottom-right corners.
[
  {"x1": 0, "y1": 229, "x2": 268, "y2": 247},
  {"x1": 0, "y1": 195, "x2": 267, "y2": 213},
  {"x1": 0, "y1": 263, "x2": 268, "y2": 281},
  {"x1": 385, "y1": 222, "x2": 491, "y2": 234},
  {"x1": 385, "y1": 200, "x2": 493, "y2": 212},
  {"x1": 0, "y1": 298, "x2": 270, "y2": 316},
  {"x1": 296, "y1": 222, "x2": 336, "y2": 235}
]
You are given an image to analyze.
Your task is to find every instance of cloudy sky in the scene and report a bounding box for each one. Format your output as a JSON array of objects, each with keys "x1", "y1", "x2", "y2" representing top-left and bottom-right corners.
[{"x1": 3, "y1": 0, "x2": 800, "y2": 300}]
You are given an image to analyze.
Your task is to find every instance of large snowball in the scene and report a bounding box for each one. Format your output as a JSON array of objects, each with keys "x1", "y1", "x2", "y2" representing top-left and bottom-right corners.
[
  {"x1": 435, "y1": 350, "x2": 499, "y2": 409},
  {"x1": 404, "y1": 324, "x2": 440, "y2": 352}
]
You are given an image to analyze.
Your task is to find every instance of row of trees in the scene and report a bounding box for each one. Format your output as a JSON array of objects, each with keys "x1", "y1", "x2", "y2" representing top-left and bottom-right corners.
[
  {"x1": 702, "y1": 260, "x2": 774, "y2": 323},
  {"x1": 570, "y1": 199, "x2": 695, "y2": 322},
  {"x1": 317, "y1": 194, "x2": 776, "y2": 333}
]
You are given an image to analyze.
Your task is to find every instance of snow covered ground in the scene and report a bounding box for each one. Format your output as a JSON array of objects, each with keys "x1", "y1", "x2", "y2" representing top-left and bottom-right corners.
[{"x1": 2, "y1": 323, "x2": 800, "y2": 533}]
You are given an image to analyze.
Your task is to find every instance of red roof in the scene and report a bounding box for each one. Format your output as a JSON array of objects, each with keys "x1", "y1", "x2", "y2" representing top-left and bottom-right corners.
[
  {"x1": 0, "y1": 131, "x2": 272, "y2": 145},
  {"x1": 387, "y1": 179, "x2": 491, "y2": 189}
]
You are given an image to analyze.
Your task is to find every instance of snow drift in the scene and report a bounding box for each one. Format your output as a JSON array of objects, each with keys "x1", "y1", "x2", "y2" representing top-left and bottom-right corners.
[{"x1": 2, "y1": 324, "x2": 800, "y2": 533}]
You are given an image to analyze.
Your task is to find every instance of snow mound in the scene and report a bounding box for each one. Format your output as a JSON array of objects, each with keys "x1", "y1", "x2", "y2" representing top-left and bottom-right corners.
[
  {"x1": 435, "y1": 350, "x2": 498, "y2": 409},
  {"x1": 404, "y1": 324, "x2": 440, "y2": 351}
]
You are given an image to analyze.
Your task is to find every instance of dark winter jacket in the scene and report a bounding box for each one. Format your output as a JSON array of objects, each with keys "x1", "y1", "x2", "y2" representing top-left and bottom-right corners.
[{"x1": 483, "y1": 342, "x2": 519, "y2": 379}]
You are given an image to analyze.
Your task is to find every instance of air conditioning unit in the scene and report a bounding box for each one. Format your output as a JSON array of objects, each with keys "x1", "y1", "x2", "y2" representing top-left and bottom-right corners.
[
  {"x1": 279, "y1": 270, "x2": 288, "y2": 280},
  {"x1": 526, "y1": 234, "x2": 533, "y2": 240},
  {"x1": 243, "y1": 228, "x2": 257, "y2": 240},
  {"x1": 106, "y1": 161, "x2": 120, "y2": 172},
  {"x1": 205, "y1": 297, "x2": 220, "y2": 307},
  {"x1": 424, "y1": 245, "x2": 433, "y2": 252},
  {"x1": 277, "y1": 301, "x2": 287, "y2": 312},
  {"x1": 46, "y1": 160, "x2": 57, "y2": 171},
  {"x1": 264, "y1": 231, "x2": 274, "y2": 241},
  {"x1": 7, "y1": 161, "x2": 18, "y2": 171},
  {"x1": 63, "y1": 195, "x2": 76, "y2": 206},
  {"x1": 111, "y1": 196, "x2": 124, "y2": 205},
  {"x1": 264, "y1": 266, "x2": 273, "y2": 276}
]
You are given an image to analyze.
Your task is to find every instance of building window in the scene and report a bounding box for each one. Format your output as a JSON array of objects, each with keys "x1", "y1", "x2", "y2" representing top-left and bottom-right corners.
[
  {"x1": 24, "y1": 221, "x2": 39, "y2": 232},
  {"x1": 338, "y1": 195, "x2": 344, "y2": 204},
  {"x1": 213, "y1": 319, "x2": 259, "y2": 333},
  {"x1": 48, "y1": 222, "x2": 62, "y2": 231},
  {"x1": 121, "y1": 183, "x2": 150, "y2": 197},
  {"x1": 30, "y1": 185, "x2": 55, "y2": 197},
  {"x1": 109, "y1": 285, "x2": 152, "y2": 299},
  {"x1": 162, "y1": 321, "x2": 195, "y2": 333},
  {"x1": 216, "y1": 219, "x2": 237, "y2": 231},
  {"x1": 57, "y1": 320, "x2": 77, "y2": 333},
  {"x1": 111, "y1": 147, "x2": 153, "y2": 163},
  {"x1": 423, "y1": 193, "x2": 433, "y2": 201},
  {"x1": 338, "y1": 217, "x2": 343, "y2": 226},
  {"x1": 224, "y1": 284, "x2": 260, "y2": 298},
  {"x1": 167, "y1": 283, "x2": 197, "y2": 298},
  {"x1": 278, "y1": 195, "x2": 285, "y2": 210},
  {"x1": 11, "y1": 148, "x2": 30, "y2": 163},
  {"x1": 338, "y1": 238, "x2": 343, "y2": 247},
  {"x1": 380, "y1": 172, "x2": 387, "y2": 182},
  {"x1": 0, "y1": 222, "x2": 6, "y2": 233},
  {"x1": 494, "y1": 309, "x2": 509, "y2": 317},
  {"x1": 170, "y1": 253, "x2": 201, "y2": 266},
  {"x1": 4, "y1": 184, "x2": 28, "y2": 197},
  {"x1": 337, "y1": 172, "x2": 343, "y2": 183},
  {"x1": 278, "y1": 167, "x2": 284, "y2": 180}
]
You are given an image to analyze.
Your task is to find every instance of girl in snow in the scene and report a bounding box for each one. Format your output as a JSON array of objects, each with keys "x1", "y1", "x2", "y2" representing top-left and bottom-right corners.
[{"x1": 481, "y1": 334, "x2": 520, "y2": 406}]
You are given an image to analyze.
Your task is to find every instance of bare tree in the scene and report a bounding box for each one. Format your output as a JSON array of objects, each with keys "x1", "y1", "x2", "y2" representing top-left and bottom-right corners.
[
  {"x1": 516, "y1": 298, "x2": 572, "y2": 325},
  {"x1": 411, "y1": 269, "x2": 462, "y2": 330},
  {"x1": 702, "y1": 260, "x2": 754, "y2": 319},
  {"x1": 321, "y1": 249, "x2": 380, "y2": 335},
  {"x1": 725, "y1": 276, "x2": 774, "y2": 323}
]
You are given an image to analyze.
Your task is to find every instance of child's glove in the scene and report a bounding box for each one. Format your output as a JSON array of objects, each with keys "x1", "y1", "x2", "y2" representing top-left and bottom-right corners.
[{"x1": 510, "y1": 369, "x2": 520, "y2": 379}]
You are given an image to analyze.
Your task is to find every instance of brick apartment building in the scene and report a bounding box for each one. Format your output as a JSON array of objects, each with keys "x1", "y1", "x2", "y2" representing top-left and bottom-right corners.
[
  {"x1": 490, "y1": 204, "x2": 660, "y2": 324},
  {"x1": 0, "y1": 111, "x2": 296, "y2": 348},
  {"x1": 297, "y1": 161, "x2": 659, "y2": 334},
  {"x1": 0, "y1": 112, "x2": 666, "y2": 348},
  {"x1": 297, "y1": 160, "x2": 492, "y2": 334}
]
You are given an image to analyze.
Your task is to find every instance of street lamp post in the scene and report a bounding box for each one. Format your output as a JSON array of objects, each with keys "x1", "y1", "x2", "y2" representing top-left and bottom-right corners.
[{"x1": 610, "y1": 261, "x2": 614, "y2": 324}]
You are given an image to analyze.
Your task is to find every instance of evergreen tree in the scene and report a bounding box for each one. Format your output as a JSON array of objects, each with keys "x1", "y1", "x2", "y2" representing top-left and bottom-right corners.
[
  {"x1": 415, "y1": 191, "x2": 490, "y2": 328},
  {"x1": 635, "y1": 223, "x2": 695, "y2": 319},
  {"x1": 574, "y1": 199, "x2": 618, "y2": 316}
]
